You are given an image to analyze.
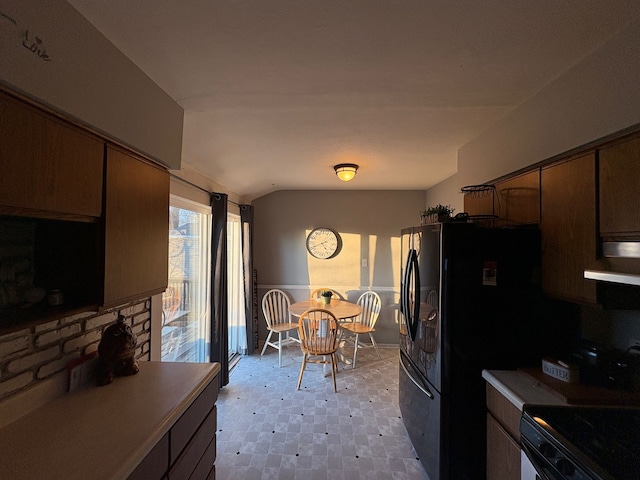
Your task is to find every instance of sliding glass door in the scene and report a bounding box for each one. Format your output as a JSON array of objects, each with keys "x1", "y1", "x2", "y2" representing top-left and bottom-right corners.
[
  {"x1": 161, "y1": 196, "x2": 211, "y2": 362},
  {"x1": 227, "y1": 213, "x2": 248, "y2": 359}
]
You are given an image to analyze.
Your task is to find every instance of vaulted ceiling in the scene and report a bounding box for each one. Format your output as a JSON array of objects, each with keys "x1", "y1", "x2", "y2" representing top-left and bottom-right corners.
[{"x1": 67, "y1": 0, "x2": 640, "y2": 200}]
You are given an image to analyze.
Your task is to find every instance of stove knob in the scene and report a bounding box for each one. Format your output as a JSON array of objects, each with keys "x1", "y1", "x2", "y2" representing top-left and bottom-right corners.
[
  {"x1": 538, "y1": 442, "x2": 556, "y2": 458},
  {"x1": 556, "y1": 458, "x2": 576, "y2": 476}
]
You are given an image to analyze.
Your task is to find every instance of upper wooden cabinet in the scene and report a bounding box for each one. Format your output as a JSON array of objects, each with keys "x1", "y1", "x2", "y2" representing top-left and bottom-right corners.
[
  {"x1": 463, "y1": 185, "x2": 495, "y2": 218},
  {"x1": 495, "y1": 170, "x2": 540, "y2": 226},
  {"x1": 541, "y1": 153, "x2": 597, "y2": 304},
  {"x1": 0, "y1": 92, "x2": 103, "y2": 219},
  {"x1": 103, "y1": 146, "x2": 169, "y2": 307},
  {"x1": 599, "y1": 134, "x2": 640, "y2": 239},
  {"x1": 0, "y1": 90, "x2": 170, "y2": 329}
]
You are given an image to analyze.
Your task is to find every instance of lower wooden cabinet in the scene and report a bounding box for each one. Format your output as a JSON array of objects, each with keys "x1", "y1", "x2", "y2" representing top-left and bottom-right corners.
[
  {"x1": 486, "y1": 384, "x2": 521, "y2": 480},
  {"x1": 0, "y1": 362, "x2": 219, "y2": 480},
  {"x1": 128, "y1": 377, "x2": 219, "y2": 480},
  {"x1": 487, "y1": 413, "x2": 520, "y2": 480}
]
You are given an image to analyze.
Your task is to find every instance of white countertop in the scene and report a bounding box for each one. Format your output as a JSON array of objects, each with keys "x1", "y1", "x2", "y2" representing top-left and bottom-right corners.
[
  {"x1": 482, "y1": 369, "x2": 566, "y2": 411},
  {"x1": 0, "y1": 361, "x2": 220, "y2": 480}
]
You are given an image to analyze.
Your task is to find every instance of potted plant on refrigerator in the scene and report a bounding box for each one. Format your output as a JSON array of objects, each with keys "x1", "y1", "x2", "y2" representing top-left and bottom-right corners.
[{"x1": 420, "y1": 204, "x2": 455, "y2": 224}]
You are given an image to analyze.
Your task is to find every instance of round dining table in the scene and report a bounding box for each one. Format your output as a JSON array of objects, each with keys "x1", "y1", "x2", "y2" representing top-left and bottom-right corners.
[
  {"x1": 289, "y1": 299, "x2": 362, "y2": 365},
  {"x1": 289, "y1": 299, "x2": 361, "y2": 321}
]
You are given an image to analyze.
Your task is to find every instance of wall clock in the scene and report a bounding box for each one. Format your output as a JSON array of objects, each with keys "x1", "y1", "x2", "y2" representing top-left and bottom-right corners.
[{"x1": 306, "y1": 227, "x2": 340, "y2": 259}]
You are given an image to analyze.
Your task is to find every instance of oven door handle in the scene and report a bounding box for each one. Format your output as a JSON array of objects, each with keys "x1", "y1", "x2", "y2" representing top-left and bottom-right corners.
[{"x1": 399, "y1": 350, "x2": 434, "y2": 399}]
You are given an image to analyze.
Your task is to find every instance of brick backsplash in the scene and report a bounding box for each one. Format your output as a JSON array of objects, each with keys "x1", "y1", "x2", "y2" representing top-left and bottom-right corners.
[{"x1": 0, "y1": 298, "x2": 152, "y2": 401}]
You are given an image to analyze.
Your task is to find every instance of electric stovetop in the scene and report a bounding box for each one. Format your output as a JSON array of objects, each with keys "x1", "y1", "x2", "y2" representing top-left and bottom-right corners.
[{"x1": 522, "y1": 405, "x2": 640, "y2": 479}]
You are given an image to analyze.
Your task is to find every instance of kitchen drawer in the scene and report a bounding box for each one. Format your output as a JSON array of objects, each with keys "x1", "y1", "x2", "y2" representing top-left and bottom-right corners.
[
  {"x1": 170, "y1": 378, "x2": 219, "y2": 464},
  {"x1": 486, "y1": 383, "x2": 521, "y2": 439},
  {"x1": 127, "y1": 433, "x2": 169, "y2": 480},
  {"x1": 169, "y1": 406, "x2": 217, "y2": 480},
  {"x1": 188, "y1": 434, "x2": 216, "y2": 480}
]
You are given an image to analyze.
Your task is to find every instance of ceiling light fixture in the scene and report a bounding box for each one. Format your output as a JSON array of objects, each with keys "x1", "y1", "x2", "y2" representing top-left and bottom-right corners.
[{"x1": 334, "y1": 163, "x2": 359, "y2": 182}]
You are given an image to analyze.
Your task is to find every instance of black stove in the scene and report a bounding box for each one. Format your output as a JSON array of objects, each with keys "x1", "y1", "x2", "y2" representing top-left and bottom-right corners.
[{"x1": 521, "y1": 405, "x2": 640, "y2": 479}]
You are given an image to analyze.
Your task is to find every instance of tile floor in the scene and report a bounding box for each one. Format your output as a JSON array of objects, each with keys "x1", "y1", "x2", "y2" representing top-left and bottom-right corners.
[{"x1": 215, "y1": 343, "x2": 430, "y2": 480}]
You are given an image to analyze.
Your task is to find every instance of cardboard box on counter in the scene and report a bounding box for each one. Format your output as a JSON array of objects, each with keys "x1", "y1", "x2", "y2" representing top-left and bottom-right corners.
[{"x1": 542, "y1": 358, "x2": 580, "y2": 383}]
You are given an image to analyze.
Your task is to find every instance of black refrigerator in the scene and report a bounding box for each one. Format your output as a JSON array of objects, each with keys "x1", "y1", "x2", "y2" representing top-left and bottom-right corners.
[{"x1": 398, "y1": 222, "x2": 574, "y2": 480}]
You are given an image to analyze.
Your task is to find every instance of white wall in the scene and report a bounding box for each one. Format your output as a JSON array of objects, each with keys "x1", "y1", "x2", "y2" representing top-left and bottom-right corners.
[
  {"x1": 427, "y1": 16, "x2": 640, "y2": 208},
  {"x1": 0, "y1": 0, "x2": 183, "y2": 169},
  {"x1": 253, "y1": 190, "x2": 426, "y2": 345}
]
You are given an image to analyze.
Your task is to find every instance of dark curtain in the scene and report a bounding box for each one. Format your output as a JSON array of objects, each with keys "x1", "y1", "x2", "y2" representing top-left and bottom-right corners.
[
  {"x1": 210, "y1": 193, "x2": 229, "y2": 387},
  {"x1": 240, "y1": 204, "x2": 256, "y2": 354}
]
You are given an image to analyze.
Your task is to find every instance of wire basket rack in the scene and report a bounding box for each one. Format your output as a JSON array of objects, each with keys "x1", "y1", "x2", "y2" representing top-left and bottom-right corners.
[
  {"x1": 460, "y1": 184, "x2": 496, "y2": 198},
  {"x1": 461, "y1": 184, "x2": 501, "y2": 227}
]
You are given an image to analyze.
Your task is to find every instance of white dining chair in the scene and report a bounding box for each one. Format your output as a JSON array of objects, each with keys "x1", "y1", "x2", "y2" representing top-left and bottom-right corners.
[
  {"x1": 297, "y1": 308, "x2": 340, "y2": 392},
  {"x1": 339, "y1": 291, "x2": 381, "y2": 368},
  {"x1": 261, "y1": 289, "x2": 300, "y2": 367}
]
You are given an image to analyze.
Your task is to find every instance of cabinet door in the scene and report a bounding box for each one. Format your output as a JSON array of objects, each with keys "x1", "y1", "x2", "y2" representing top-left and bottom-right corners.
[
  {"x1": 541, "y1": 154, "x2": 597, "y2": 304},
  {"x1": 103, "y1": 147, "x2": 169, "y2": 306},
  {"x1": 495, "y1": 170, "x2": 540, "y2": 226},
  {"x1": 0, "y1": 92, "x2": 103, "y2": 218},
  {"x1": 599, "y1": 134, "x2": 640, "y2": 239},
  {"x1": 464, "y1": 188, "x2": 495, "y2": 217},
  {"x1": 486, "y1": 413, "x2": 520, "y2": 480}
]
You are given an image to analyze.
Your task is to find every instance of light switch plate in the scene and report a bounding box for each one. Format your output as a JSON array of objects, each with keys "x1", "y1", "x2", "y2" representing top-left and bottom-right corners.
[{"x1": 66, "y1": 353, "x2": 97, "y2": 392}]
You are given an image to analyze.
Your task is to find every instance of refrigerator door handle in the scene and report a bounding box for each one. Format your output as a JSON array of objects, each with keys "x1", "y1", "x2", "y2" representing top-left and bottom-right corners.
[
  {"x1": 400, "y1": 350, "x2": 434, "y2": 399},
  {"x1": 402, "y1": 249, "x2": 420, "y2": 341},
  {"x1": 401, "y1": 253, "x2": 410, "y2": 316},
  {"x1": 401, "y1": 250, "x2": 413, "y2": 335},
  {"x1": 410, "y1": 251, "x2": 420, "y2": 338}
]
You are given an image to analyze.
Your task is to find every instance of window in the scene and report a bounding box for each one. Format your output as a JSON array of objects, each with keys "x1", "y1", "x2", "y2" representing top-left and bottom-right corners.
[{"x1": 161, "y1": 196, "x2": 211, "y2": 362}]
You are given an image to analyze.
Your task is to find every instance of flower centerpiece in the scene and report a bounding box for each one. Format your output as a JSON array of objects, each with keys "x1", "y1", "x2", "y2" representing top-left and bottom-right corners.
[{"x1": 320, "y1": 290, "x2": 333, "y2": 305}]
